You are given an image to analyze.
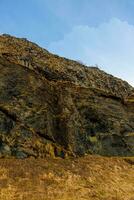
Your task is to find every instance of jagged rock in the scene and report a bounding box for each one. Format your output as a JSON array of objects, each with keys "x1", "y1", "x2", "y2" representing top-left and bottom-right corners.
[{"x1": 0, "y1": 34, "x2": 134, "y2": 158}]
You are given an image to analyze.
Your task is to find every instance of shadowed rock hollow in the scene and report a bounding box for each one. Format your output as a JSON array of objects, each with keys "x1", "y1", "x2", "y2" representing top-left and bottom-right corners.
[{"x1": 0, "y1": 34, "x2": 134, "y2": 158}]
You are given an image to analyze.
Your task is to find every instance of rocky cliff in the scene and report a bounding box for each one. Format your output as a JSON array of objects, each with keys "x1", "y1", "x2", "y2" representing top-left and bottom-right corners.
[{"x1": 0, "y1": 34, "x2": 134, "y2": 158}]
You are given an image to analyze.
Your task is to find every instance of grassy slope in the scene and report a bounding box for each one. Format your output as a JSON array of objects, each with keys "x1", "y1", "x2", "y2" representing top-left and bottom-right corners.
[{"x1": 0, "y1": 156, "x2": 134, "y2": 200}]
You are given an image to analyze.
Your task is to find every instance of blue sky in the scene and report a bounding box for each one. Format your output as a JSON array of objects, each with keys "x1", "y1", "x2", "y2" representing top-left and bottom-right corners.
[{"x1": 0, "y1": 0, "x2": 134, "y2": 86}]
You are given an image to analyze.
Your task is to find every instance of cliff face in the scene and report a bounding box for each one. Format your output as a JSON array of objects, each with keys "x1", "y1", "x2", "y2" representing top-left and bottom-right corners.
[{"x1": 0, "y1": 34, "x2": 134, "y2": 158}]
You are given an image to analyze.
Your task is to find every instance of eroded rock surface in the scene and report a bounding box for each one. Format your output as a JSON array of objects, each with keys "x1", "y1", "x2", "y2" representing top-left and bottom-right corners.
[{"x1": 0, "y1": 34, "x2": 134, "y2": 158}]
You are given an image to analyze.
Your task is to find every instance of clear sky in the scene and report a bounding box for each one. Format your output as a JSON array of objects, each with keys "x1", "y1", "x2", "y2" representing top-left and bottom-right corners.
[{"x1": 0, "y1": 0, "x2": 134, "y2": 86}]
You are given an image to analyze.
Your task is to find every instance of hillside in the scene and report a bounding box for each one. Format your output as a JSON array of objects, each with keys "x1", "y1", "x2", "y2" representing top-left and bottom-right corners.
[
  {"x1": 0, "y1": 156, "x2": 134, "y2": 200},
  {"x1": 0, "y1": 34, "x2": 134, "y2": 158}
]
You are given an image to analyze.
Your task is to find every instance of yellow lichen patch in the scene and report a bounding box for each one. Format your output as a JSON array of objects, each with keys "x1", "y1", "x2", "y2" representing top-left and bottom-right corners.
[
  {"x1": 125, "y1": 132, "x2": 134, "y2": 137},
  {"x1": 125, "y1": 92, "x2": 134, "y2": 104},
  {"x1": 89, "y1": 136, "x2": 98, "y2": 143},
  {"x1": 45, "y1": 143, "x2": 55, "y2": 157}
]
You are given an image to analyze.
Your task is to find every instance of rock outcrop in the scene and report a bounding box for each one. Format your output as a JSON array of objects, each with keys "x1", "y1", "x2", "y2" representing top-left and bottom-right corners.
[{"x1": 0, "y1": 34, "x2": 134, "y2": 158}]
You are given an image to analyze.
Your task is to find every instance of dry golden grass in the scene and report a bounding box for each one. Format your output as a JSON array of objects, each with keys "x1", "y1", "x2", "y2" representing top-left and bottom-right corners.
[{"x1": 0, "y1": 155, "x2": 134, "y2": 200}]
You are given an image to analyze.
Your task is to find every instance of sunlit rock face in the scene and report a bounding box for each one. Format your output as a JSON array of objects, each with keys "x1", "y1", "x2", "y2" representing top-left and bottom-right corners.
[{"x1": 0, "y1": 34, "x2": 134, "y2": 158}]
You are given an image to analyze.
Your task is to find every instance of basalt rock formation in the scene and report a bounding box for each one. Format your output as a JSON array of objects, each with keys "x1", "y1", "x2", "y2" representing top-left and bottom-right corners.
[{"x1": 0, "y1": 34, "x2": 134, "y2": 158}]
